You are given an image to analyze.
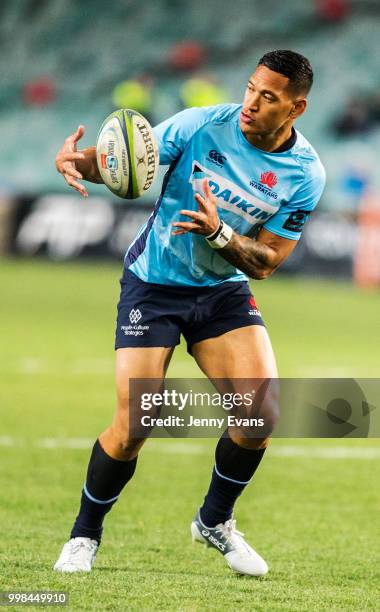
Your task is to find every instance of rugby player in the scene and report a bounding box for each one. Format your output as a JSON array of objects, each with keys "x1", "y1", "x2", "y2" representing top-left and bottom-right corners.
[{"x1": 54, "y1": 50, "x2": 325, "y2": 575}]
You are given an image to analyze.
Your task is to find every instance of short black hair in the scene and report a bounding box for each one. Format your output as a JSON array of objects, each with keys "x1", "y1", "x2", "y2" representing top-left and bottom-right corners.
[{"x1": 258, "y1": 50, "x2": 313, "y2": 96}]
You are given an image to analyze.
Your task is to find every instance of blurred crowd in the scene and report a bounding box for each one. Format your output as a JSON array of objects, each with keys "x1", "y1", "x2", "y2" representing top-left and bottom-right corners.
[{"x1": 333, "y1": 92, "x2": 380, "y2": 137}]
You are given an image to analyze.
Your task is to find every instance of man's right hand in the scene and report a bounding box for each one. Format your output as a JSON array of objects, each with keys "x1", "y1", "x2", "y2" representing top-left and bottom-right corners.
[{"x1": 55, "y1": 125, "x2": 102, "y2": 197}]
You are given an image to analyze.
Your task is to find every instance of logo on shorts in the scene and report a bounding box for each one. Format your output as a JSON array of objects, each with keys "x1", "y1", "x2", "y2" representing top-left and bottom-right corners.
[
  {"x1": 120, "y1": 308, "x2": 149, "y2": 337},
  {"x1": 248, "y1": 296, "x2": 261, "y2": 317},
  {"x1": 129, "y1": 308, "x2": 142, "y2": 324}
]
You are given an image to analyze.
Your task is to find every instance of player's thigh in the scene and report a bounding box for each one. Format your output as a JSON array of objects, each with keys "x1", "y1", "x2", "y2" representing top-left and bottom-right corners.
[
  {"x1": 100, "y1": 347, "x2": 174, "y2": 459},
  {"x1": 192, "y1": 326, "x2": 279, "y2": 445},
  {"x1": 192, "y1": 325, "x2": 278, "y2": 378},
  {"x1": 116, "y1": 346, "x2": 174, "y2": 402},
  {"x1": 114, "y1": 346, "x2": 174, "y2": 429}
]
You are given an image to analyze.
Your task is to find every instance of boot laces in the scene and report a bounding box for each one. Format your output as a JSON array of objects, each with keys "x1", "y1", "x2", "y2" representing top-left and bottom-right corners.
[{"x1": 215, "y1": 519, "x2": 251, "y2": 554}]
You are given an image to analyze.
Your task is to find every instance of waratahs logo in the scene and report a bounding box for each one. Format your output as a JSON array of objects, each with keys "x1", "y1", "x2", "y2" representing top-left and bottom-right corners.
[
  {"x1": 260, "y1": 171, "x2": 278, "y2": 189},
  {"x1": 250, "y1": 171, "x2": 278, "y2": 199},
  {"x1": 248, "y1": 295, "x2": 261, "y2": 316}
]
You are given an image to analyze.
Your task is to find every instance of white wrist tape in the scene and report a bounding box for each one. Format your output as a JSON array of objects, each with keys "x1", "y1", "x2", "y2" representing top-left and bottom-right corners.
[{"x1": 205, "y1": 220, "x2": 233, "y2": 249}]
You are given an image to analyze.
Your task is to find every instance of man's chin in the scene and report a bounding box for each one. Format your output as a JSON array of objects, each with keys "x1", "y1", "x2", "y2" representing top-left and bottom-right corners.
[{"x1": 239, "y1": 121, "x2": 261, "y2": 136}]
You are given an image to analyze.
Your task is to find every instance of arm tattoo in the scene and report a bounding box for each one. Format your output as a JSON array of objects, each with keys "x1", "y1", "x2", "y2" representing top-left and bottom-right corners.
[{"x1": 218, "y1": 232, "x2": 278, "y2": 280}]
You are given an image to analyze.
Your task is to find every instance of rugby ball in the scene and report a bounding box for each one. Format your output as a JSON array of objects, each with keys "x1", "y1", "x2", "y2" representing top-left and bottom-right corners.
[{"x1": 96, "y1": 109, "x2": 159, "y2": 199}]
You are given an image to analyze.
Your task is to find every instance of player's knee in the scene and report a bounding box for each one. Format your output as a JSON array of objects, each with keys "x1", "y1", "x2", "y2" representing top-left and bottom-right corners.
[
  {"x1": 227, "y1": 386, "x2": 279, "y2": 449},
  {"x1": 119, "y1": 437, "x2": 144, "y2": 460},
  {"x1": 110, "y1": 425, "x2": 145, "y2": 460},
  {"x1": 116, "y1": 380, "x2": 163, "y2": 419},
  {"x1": 116, "y1": 381, "x2": 130, "y2": 407},
  {"x1": 255, "y1": 381, "x2": 280, "y2": 436},
  {"x1": 261, "y1": 395, "x2": 280, "y2": 435},
  {"x1": 99, "y1": 424, "x2": 147, "y2": 461},
  {"x1": 114, "y1": 389, "x2": 161, "y2": 451},
  {"x1": 230, "y1": 434, "x2": 270, "y2": 450},
  {"x1": 116, "y1": 392, "x2": 162, "y2": 432},
  {"x1": 233, "y1": 381, "x2": 280, "y2": 438}
]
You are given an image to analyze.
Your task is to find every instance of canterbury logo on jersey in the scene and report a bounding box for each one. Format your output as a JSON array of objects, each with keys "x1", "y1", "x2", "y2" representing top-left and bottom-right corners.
[
  {"x1": 190, "y1": 161, "x2": 279, "y2": 225},
  {"x1": 207, "y1": 149, "x2": 227, "y2": 166}
]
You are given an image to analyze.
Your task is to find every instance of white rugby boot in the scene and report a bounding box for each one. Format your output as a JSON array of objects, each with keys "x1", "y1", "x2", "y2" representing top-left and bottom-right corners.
[
  {"x1": 53, "y1": 537, "x2": 98, "y2": 573},
  {"x1": 191, "y1": 510, "x2": 268, "y2": 576}
]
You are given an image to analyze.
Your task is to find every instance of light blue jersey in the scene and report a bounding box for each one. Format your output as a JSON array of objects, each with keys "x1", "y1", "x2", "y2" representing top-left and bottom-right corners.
[{"x1": 125, "y1": 104, "x2": 326, "y2": 286}]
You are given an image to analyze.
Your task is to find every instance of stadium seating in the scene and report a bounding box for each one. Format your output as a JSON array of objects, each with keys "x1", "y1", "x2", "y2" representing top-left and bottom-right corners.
[{"x1": 0, "y1": 0, "x2": 380, "y2": 201}]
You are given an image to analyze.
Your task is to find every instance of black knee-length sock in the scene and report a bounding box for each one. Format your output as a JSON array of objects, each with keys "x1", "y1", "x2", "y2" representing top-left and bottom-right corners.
[
  {"x1": 71, "y1": 440, "x2": 137, "y2": 544},
  {"x1": 199, "y1": 432, "x2": 266, "y2": 528}
]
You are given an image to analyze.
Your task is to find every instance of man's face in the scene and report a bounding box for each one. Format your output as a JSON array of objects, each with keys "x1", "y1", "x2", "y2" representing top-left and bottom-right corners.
[{"x1": 240, "y1": 65, "x2": 303, "y2": 137}]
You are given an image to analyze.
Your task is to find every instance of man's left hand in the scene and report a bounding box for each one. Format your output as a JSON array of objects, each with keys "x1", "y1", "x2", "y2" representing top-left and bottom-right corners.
[{"x1": 172, "y1": 178, "x2": 220, "y2": 236}]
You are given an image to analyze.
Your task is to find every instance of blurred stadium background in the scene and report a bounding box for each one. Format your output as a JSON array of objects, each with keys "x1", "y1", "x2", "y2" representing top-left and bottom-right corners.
[
  {"x1": 0, "y1": 1, "x2": 379, "y2": 610},
  {"x1": 1, "y1": 0, "x2": 380, "y2": 283}
]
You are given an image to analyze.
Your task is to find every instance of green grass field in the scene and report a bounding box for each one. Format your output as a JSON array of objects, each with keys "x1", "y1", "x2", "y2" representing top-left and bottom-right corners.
[{"x1": 0, "y1": 259, "x2": 379, "y2": 611}]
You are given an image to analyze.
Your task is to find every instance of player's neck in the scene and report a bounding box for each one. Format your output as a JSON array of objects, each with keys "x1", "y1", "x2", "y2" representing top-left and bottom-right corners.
[{"x1": 245, "y1": 122, "x2": 294, "y2": 153}]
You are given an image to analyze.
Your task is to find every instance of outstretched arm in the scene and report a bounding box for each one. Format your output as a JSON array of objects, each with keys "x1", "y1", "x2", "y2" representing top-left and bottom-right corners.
[
  {"x1": 172, "y1": 178, "x2": 297, "y2": 280},
  {"x1": 55, "y1": 125, "x2": 103, "y2": 197}
]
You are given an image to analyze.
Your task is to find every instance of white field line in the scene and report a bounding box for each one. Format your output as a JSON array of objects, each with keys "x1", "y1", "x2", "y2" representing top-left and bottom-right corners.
[
  {"x1": 7, "y1": 358, "x2": 379, "y2": 377},
  {"x1": 0, "y1": 436, "x2": 379, "y2": 459}
]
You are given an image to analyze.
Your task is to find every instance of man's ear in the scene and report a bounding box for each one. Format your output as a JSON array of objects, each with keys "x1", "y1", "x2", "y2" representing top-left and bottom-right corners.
[{"x1": 290, "y1": 98, "x2": 307, "y2": 119}]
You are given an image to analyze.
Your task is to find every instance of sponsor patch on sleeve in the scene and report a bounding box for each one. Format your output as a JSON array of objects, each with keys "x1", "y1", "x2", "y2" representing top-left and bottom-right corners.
[{"x1": 282, "y1": 210, "x2": 310, "y2": 232}]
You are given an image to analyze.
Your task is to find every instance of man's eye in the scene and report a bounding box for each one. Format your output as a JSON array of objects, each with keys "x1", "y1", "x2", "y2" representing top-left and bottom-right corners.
[{"x1": 264, "y1": 94, "x2": 274, "y2": 102}]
